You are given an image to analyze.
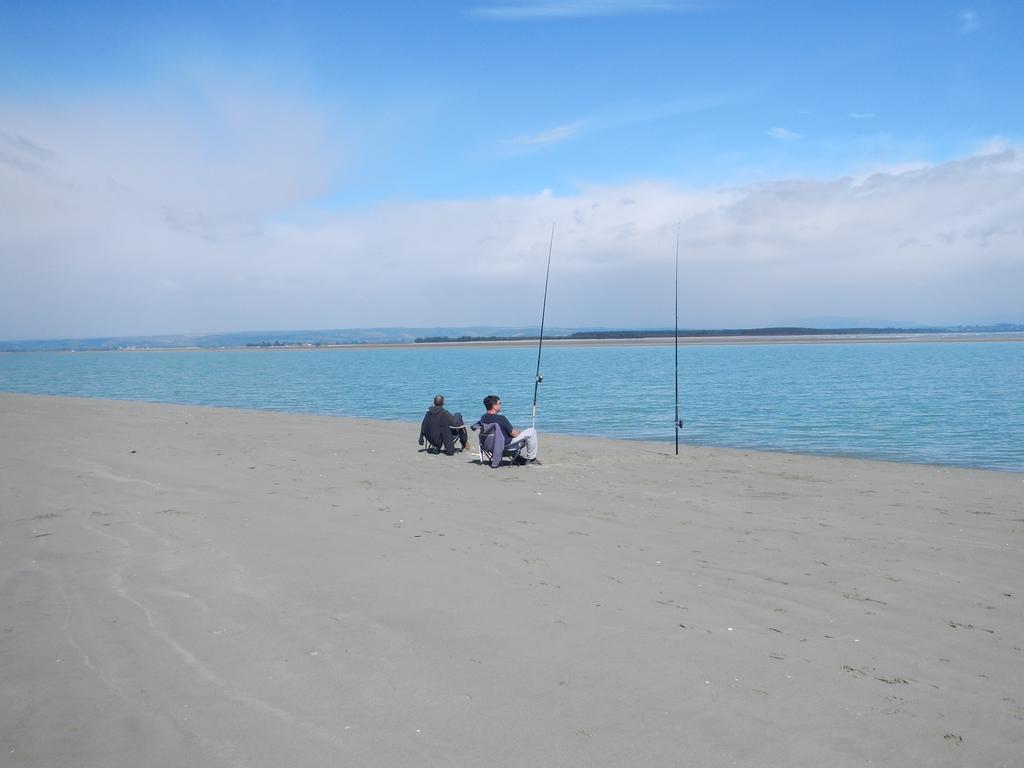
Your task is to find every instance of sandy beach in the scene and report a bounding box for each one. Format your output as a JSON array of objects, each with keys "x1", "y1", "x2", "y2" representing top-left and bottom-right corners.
[{"x1": 1, "y1": 393, "x2": 1021, "y2": 767}]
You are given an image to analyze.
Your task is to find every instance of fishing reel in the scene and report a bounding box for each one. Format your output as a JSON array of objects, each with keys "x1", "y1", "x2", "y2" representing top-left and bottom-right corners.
[
  {"x1": 536, "y1": 373, "x2": 543, "y2": 384},
  {"x1": 675, "y1": 419, "x2": 684, "y2": 429}
]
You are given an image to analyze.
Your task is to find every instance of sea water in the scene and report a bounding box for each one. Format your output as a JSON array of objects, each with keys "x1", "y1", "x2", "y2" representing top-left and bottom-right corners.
[{"x1": 1, "y1": 341, "x2": 1022, "y2": 471}]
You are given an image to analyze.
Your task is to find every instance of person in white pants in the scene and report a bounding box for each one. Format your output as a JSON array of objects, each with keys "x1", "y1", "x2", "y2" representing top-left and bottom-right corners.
[{"x1": 479, "y1": 394, "x2": 540, "y2": 464}]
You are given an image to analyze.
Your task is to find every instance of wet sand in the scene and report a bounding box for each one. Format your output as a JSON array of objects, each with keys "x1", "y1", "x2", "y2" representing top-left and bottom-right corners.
[{"x1": 1, "y1": 393, "x2": 1021, "y2": 767}]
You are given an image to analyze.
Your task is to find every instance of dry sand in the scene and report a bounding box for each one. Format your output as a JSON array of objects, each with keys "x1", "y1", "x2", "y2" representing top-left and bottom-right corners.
[{"x1": 1, "y1": 393, "x2": 1021, "y2": 767}]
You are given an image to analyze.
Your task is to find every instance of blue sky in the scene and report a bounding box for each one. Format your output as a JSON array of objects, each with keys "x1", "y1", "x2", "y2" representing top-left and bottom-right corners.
[{"x1": 2, "y1": 1, "x2": 1023, "y2": 337}]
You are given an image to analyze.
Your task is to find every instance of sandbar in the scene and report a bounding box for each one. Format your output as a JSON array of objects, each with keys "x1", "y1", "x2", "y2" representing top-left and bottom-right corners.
[{"x1": 1, "y1": 393, "x2": 1021, "y2": 766}]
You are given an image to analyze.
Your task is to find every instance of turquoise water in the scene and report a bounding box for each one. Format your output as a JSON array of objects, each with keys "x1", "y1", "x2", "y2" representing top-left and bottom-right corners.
[{"x1": 1, "y1": 342, "x2": 1022, "y2": 471}]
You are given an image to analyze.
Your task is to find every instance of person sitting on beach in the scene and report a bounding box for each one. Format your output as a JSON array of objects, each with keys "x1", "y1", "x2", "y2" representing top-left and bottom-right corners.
[
  {"x1": 479, "y1": 394, "x2": 540, "y2": 465},
  {"x1": 419, "y1": 394, "x2": 467, "y2": 455}
]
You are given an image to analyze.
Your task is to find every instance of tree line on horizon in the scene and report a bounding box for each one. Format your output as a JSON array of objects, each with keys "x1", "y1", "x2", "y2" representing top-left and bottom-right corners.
[{"x1": 413, "y1": 325, "x2": 1024, "y2": 343}]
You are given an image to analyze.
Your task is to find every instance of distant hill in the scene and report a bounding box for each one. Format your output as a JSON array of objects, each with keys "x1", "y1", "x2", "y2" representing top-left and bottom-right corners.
[{"x1": 774, "y1": 316, "x2": 929, "y2": 329}]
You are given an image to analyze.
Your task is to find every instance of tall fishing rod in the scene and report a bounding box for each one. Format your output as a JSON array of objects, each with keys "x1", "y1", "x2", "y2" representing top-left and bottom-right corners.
[
  {"x1": 674, "y1": 223, "x2": 683, "y2": 455},
  {"x1": 532, "y1": 222, "x2": 555, "y2": 428}
]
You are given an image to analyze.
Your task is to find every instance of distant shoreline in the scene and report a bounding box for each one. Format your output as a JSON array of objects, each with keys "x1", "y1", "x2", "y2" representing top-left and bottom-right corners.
[
  {"x1": 4, "y1": 332, "x2": 1023, "y2": 353},
  {"x1": 400, "y1": 332, "x2": 1024, "y2": 349}
]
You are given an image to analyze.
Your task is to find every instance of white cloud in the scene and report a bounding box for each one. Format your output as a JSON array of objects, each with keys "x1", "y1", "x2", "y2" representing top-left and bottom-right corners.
[
  {"x1": 974, "y1": 136, "x2": 1013, "y2": 155},
  {"x1": 847, "y1": 112, "x2": 876, "y2": 120},
  {"x1": 0, "y1": 84, "x2": 337, "y2": 339},
  {"x1": 2, "y1": 90, "x2": 1023, "y2": 338},
  {"x1": 499, "y1": 94, "x2": 736, "y2": 155},
  {"x1": 768, "y1": 126, "x2": 802, "y2": 140},
  {"x1": 502, "y1": 120, "x2": 587, "y2": 148},
  {"x1": 469, "y1": 0, "x2": 705, "y2": 20},
  {"x1": 959, "y1": 10, "x2": 980, "y2": 34}
]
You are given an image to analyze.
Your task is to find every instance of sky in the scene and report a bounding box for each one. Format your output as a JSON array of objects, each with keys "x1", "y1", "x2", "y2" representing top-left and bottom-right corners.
[{"x1": 1, "y1": 0, "x2": 1023, "y2": 339}]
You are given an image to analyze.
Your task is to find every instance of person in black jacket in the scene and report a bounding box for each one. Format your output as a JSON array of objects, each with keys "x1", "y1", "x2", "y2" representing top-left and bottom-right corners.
[{"x1": 418, "y1": 395, "x2": 467, "y2": 455}]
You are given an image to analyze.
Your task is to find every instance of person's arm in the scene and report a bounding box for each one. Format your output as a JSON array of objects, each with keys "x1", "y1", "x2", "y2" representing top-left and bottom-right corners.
[
  {"x1": 419, "y1": 411, "x2": 428, "y2": 444},
  {"x1": 501, "y1": 415, "x2": 519, "y2": 438}
]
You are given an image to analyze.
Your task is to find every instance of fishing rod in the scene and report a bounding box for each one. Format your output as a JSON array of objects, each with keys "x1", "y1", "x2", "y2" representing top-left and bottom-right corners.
[
  {"x1": 532, "y1": 222, "x2": 555, "y2": 428},
  {"x1": 674, "y1": 225, "x2": 681, "y2": 454}
]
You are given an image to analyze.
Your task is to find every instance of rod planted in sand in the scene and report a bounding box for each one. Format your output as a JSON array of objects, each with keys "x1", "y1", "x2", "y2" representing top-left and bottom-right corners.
[
  {"x1": 532, "y1": 223, "x2": 555, "y2": 428},
  {"x1": 675, "y1": 223, "x2": 683, "y2": 455}
]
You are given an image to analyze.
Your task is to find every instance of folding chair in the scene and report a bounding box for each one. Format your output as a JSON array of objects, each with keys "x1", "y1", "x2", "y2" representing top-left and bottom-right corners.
[
  {"x1": 450, "y1": 422, "x2": 469, "y2": 452},
  {"x1": 472, "y1": 421, "x2": 524, "y2": 468},
  {"x1": 421, "y1": 413, "x2": 469, "y2": 454}
]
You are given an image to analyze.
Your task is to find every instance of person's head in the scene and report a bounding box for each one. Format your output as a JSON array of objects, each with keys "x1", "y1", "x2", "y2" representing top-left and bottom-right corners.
[
  {"x1": 434, "y1": 394, "x2": 445, "y2": 407},
  {"x1": 483, "y1": 395, "x2": 501, "y2": 412}
]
